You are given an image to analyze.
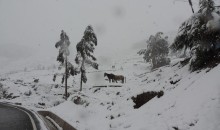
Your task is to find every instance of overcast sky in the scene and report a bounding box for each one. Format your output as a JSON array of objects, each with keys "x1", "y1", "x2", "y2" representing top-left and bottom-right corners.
[{"x1": 0, "y1": 0, "x2": 202, "y2": 70}]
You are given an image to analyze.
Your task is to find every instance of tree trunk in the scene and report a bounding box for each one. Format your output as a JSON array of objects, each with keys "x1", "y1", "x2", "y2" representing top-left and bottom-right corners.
[
  {"x1": 152, "y1": 58, "x2": 156, "y2": 69},
  {"x1": 80, "y1": 72, "x2": 82, "y2": 91},
  {"x1": 65, "y1": 56, "x2": 68, "y2": 100},
  {"x1": 79, "y1": 60, "x2": 85, "y2": 91}
]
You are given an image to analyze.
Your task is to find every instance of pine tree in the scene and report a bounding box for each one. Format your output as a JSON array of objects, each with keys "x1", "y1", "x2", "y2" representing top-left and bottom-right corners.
[
  {"x1": 171, "y1": 0, "x2": 220, "y2": 71},
  {"x1": 138, "y1": 32, "x2": 170, "y2": 69},
  {"x1": 199, "y1": 0, "x2": 214, "y2": 16},
  {"x1": 54, "y1": 30, "x2": 78, "y2": 99},
  {"x1": 75, "y1": 25, "x2": 98, "y2": 91}
]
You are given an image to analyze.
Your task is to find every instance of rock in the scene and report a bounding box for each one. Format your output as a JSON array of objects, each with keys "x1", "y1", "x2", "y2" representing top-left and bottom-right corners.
[
  {"x1": 34, "y1": 79, "x2": 39, "y2": 83},
  {"x1": 38, "y1": 102, "x2": 45, "y2": 106},
  {"x1": 24, "y1": 90, "x2": 32, "y2": 96},
  {"x1": 55, "y1": 84, "x2": 59, "y2": 88},
  {"x1": 6, "y1": 93, "x2": 13, "y2": 99},
  {"x1": 132, "y1": 90, "x2": 164, "y2": 109},
  {"x1": 15, "y1": 102, "x2": 22, "y2": 105}
]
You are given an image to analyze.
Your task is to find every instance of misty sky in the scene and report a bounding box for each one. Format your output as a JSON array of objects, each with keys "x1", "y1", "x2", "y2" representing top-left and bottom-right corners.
[{"x1": 0, "y1": 0, "x2": 202, "y2": 70}]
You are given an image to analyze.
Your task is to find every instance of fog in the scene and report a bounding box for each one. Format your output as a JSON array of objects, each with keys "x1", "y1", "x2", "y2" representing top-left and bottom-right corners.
[{"x1": 0, "y1": 0, "x2": 200, "y2": 70}]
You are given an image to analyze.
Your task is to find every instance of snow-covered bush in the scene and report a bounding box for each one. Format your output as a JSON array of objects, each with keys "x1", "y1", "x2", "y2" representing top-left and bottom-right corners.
[{"x1": 72, "y1": 96, "x2": 87, "y2": 105}]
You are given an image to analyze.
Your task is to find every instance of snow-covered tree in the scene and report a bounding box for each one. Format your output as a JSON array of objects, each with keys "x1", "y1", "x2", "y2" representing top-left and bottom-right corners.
[
  {"x1": 54, "y1": 30, "x2": 78, "y2": 99},
  {"x1": 75, "y1": 25, "x2": 98, "y2": 91},
  {"x1": 138, "y1": 32, "x2": 170, "y2": 69},
  {"x1": 171, "y1": 0, "x2": 220, "y2": 71}
]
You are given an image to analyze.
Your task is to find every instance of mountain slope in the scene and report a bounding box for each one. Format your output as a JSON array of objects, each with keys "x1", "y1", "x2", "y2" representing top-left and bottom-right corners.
[{"x1": 46, "y1": 56, "x2": 220, "y2": 130}]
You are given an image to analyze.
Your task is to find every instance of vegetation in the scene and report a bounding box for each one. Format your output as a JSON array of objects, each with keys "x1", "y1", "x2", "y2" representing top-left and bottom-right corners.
[
  {"x1": 171, "y1": 0, "x2": 220, "y2": 71},
  {"x1": 138, "y1": 32, "x2": 170, "y2": 69},
  {"x1": 75, "y1": 25, "x2": 99, "y2": 91},
  {"x1": 54, "y1": 30, "x2": 78, "y2": 99}
]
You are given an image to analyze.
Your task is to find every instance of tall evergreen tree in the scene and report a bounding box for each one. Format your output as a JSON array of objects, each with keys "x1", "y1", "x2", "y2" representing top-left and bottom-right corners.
[
  {"x1": 75, "y1": 25, "x2": 98, "y2": 91},
  {"x1": 171, "y1": 0, "x2": 220, "y2": 71},
  {"x1": 54, "y1": 30, "x2": 78, "y2": 99},
  {"x1": 138, "y1": 32, "x2": 170, "y2": 69}
]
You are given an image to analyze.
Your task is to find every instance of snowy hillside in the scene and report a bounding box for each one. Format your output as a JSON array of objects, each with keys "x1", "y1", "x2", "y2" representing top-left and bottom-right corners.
[
  {"x1": 1, "y1": 0, "x2": 220, "y2": 129},
  {"x1": 0, "y1": 54, "x2": 219, "y2": 130}
]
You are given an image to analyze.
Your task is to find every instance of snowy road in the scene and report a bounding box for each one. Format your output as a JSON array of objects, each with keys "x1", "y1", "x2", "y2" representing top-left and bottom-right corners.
[{"x1": 0, "y1": 103, "x2": 37, "y2": 130}]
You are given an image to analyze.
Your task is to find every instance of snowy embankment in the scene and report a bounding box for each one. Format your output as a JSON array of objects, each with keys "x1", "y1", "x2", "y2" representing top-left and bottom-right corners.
[
  {"x1": 0, "y1": 56, "x2": 220, "y2": 130},
  {"x1": 50, "y1": 57, "x2": 220, "y2": 130}
]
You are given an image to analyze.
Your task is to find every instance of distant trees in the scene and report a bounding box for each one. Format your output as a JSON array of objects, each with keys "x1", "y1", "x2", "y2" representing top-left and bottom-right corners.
[
  {"x1": 54, "y1": 30, "x2": 78, "y2": 99},
  {"x1": 171, "y1": 0, "x2": 220, "y2": 71},
  {"x1": 138, "y1": 32, "x2": 170, "y2": 69},
  {"x1": 75, "y1": 25, "x2": 98, "y2": 91}
]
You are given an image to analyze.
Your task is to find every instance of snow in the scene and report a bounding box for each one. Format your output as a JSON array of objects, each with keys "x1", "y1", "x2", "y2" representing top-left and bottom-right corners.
[
  {"x1": 0, "y1": 0, "x2": 220, "y2": 129},
  {"x1": 46, "y1": 116, "x2": 63, "y2": 130},
  {"x1": 0, "y1": 53, "x2": 220, "y2": 130},
  {"x1": 207, "y1": 12, "x2": 220, "y2": 31}
]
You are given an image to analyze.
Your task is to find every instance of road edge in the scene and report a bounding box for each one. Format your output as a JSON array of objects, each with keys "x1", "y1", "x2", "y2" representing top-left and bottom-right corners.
[{"x1": 38, "y1": 111, "x2": 77, "y2": 130}]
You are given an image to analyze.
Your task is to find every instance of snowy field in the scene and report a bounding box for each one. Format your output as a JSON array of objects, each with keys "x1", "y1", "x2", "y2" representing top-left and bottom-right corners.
[{"x1": 0, "y1": 54, "x2": 220, "y2": 130}]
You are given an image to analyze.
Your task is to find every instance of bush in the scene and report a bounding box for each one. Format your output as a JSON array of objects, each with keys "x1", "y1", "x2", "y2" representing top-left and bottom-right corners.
[
  {"x1": 132, "y1": 91, "x2": 164, "y2": 109},
  {"x1": 190, "y1": 49, "x2": 220, "y2": 71},
  {"x1": 152, "y1": 57, "x2": 170, "y2": 69}
]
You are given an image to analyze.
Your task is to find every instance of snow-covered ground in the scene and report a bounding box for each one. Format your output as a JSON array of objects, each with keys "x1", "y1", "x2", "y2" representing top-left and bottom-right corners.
[{"x1": 0, "y1": 54, "x2": 219, "y2": 130}]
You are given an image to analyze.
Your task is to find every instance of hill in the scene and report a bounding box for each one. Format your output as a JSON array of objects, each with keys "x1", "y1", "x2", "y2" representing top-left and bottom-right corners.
[{"x1": 0, "y1": 54, "x2": 219, "y2": 130}]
